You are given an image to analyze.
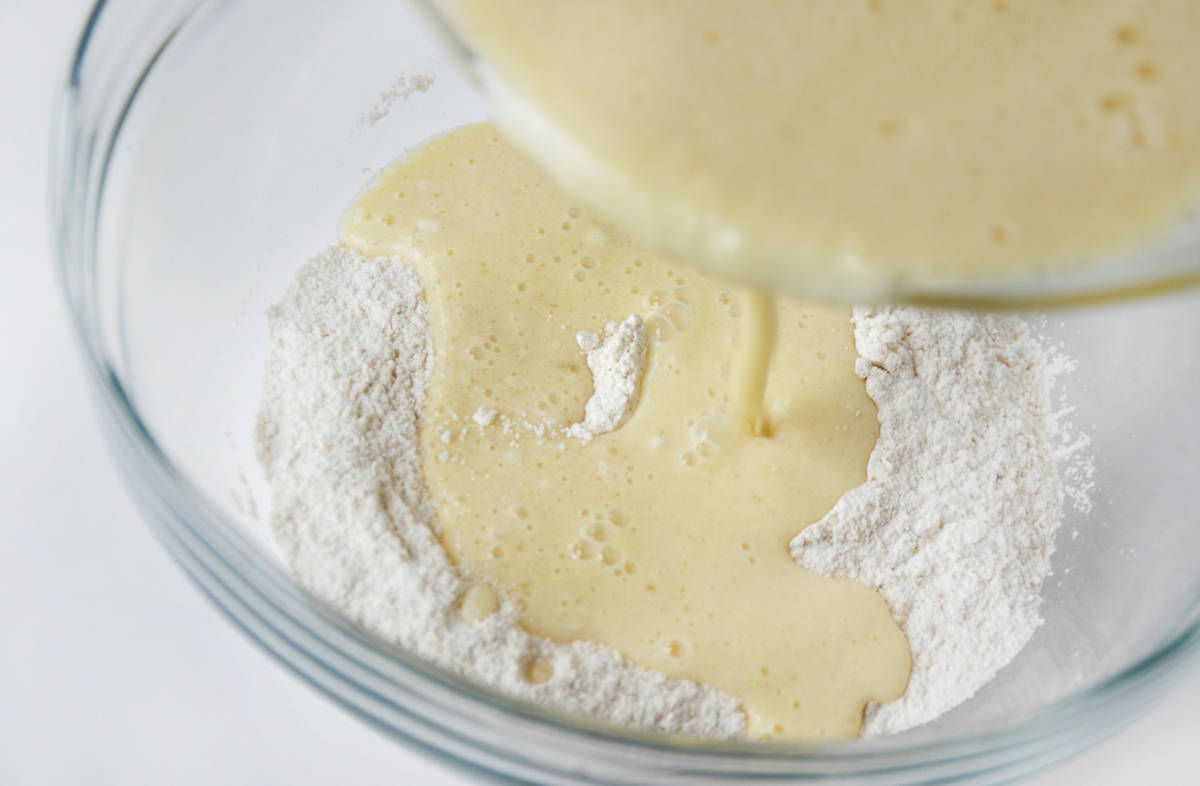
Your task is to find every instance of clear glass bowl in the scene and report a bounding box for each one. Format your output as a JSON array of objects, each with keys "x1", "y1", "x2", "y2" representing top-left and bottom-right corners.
[{"x1": 53, "y1": 1, "x2": 1200, "y2": 782}]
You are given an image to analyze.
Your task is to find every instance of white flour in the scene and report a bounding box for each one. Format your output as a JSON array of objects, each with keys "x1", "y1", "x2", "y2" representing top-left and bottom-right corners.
[
  {"x1": 792, "y1": 307, "x2": 1063, "y2": 735},
  {"x1": 257, "y1": 246, "x2": 1064, "y2": 739},
  {"x1": 471, "y1": 405, "x2": 498, "y2": 426},
  {"x1": 256, "y1": 246, "x2": 743, "y2": 739},
  {"x1": 566, "y1": 315, "x2": 648, "y2": 442},
  {"x1": 360, "y1": 73, "x2": 435, "y2": 127}
]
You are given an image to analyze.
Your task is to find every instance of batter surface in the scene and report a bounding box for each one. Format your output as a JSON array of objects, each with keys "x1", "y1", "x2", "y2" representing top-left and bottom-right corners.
[
  {"x1": 341, "y1": 124, "x2": 910, "y2": 740},
  {"x1": 439, "y1": 0, "x2": 1200, "y2": 299}
]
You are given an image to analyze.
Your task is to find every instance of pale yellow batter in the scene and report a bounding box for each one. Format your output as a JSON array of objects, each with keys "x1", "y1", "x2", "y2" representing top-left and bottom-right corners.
[
  {"x1": 438, "y1": 0, "x2": 1200, "y2": 300},
  {"x1": 341, "y1": 124, "x2": 910, "y2": 740},
  {"x1": 729, "y1": 290, "x2": 778, "y2": 437}
]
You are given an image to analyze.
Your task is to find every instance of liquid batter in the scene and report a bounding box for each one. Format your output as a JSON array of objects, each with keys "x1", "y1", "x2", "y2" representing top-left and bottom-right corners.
[
  {"x1": 438, "y1": 0, "x2": 1200, "y2": 300},
  {"x1": 730, "y1": 290, "x2": 778, "y2": 437},
  {"x1": 341, "y1": 124, "x2": 910, "y2": 740}
]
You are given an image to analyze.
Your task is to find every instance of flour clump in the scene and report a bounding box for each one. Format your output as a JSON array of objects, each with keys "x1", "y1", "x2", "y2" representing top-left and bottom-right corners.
[{"x1": 566, "y1": 314, "x2": 648, "y2": 442}]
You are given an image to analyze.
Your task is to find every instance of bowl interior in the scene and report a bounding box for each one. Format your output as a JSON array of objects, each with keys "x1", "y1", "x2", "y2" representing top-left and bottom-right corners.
[{"x1": 93, "y1": 0, "x2": 1200, "y2": 750}]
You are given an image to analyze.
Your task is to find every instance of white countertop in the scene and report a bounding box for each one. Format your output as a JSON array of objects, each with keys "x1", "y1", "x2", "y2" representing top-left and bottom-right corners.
[{"x1": 2, "y1": 1, "x2": 1196, "y2": 783}]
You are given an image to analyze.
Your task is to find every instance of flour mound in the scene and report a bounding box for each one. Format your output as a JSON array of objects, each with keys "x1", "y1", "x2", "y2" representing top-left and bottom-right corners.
[
  {"x1": 256, "y1": 246, "x2": 743, "y2": 739},
  {"x1": 791, "y1": 307, "x2": 1063, "y2": 736},
  {"x1": 258, "y1": 249, "x2": 1065, "y2": 740}
]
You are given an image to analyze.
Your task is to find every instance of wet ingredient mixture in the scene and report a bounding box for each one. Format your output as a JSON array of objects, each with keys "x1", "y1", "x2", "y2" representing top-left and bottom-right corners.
[{"x1": 439, "y1": 0, "x2": 1200, "y2": 300}]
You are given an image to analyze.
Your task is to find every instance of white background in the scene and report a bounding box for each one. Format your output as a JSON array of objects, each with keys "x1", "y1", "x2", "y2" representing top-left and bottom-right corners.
[{"x1": 2, "y1": 1, "x2": 1197, "y2": 783}]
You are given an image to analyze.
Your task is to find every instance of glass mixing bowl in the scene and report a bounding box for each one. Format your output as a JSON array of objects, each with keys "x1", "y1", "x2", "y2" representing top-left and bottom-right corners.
[{"x1": 53, "y1": 1, "x2": 1200, "y2": 782}]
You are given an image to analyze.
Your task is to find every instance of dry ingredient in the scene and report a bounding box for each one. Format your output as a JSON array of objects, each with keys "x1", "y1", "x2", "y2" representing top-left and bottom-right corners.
[
  {"x1": 565, "y1": 315, "x2": 648, "y2": 442},
  {"x1": 256, "y1": 246, "x2": 743, "y2": 738},
  {"x1": 793, "y1": 307, "x2": 1062, "y2": 735},
  {"x1": 257, "y1": 245, "x2": 1065, "y2": 738}
]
